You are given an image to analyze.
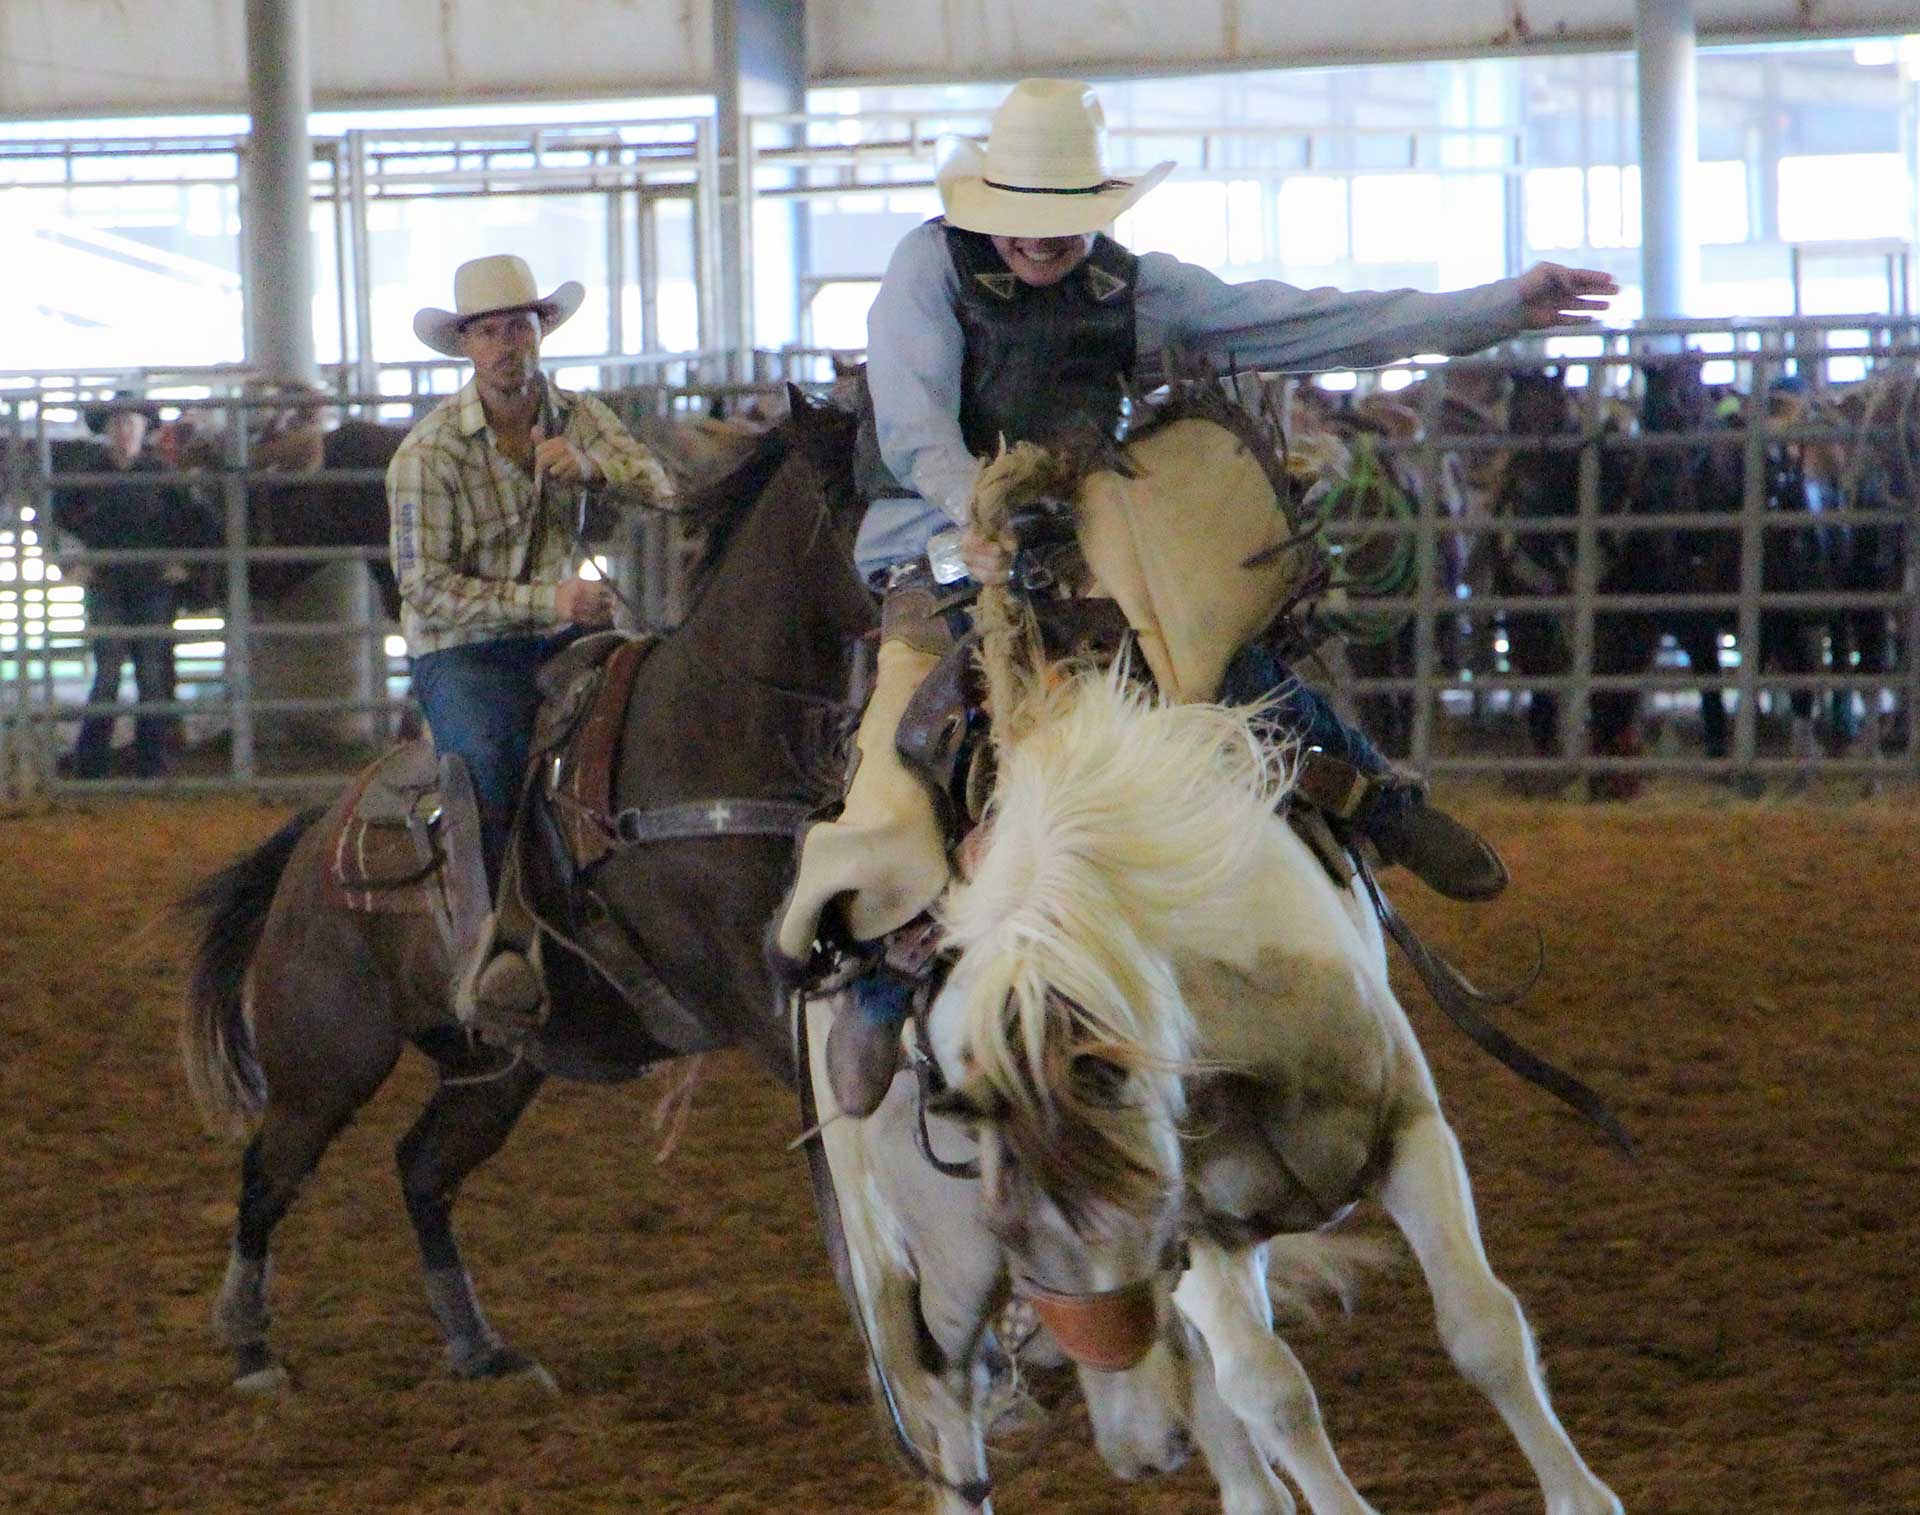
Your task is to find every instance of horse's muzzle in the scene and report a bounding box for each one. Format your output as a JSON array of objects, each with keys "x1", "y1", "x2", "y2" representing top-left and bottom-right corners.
[{"x1": 1015, "y1": 1275, "x2": 1158, "y2": 1374}]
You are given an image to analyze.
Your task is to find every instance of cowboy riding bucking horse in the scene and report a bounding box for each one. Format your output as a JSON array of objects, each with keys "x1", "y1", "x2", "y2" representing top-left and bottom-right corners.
[{"x1": 773, "y1": 78, "x2": 1619, "y2": 1119}]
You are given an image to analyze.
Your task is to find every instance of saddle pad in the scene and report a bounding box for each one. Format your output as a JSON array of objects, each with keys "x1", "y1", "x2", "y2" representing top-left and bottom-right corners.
[
  {"x1": 322, "y1": 741, "x2": 442, "y2": 915},
  {"x1": 549, "y1": 634, "x2": 656, "y2": 871}
]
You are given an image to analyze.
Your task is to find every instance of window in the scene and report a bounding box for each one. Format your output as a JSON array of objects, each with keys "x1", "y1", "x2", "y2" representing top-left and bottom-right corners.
[
  {"x1": 1777, "y1": 153, "x2": 1910, "y2": 242},
  {"x1": 1117, "y1": 179, "x2": 1267, "y2": 270},
  {"x1": 1275, "y1": 176, "x2": 1348, "y2": 266},
  {"x1": 1524, "y1": 166, "x2": 1584, "y2": 251},
  {"x1": 1352, "y1": 173, "x2": 1443, "y2": 263},
  {"x1": 1587, "y1": 165, "x2": 1640, "y2": 249},
  {"x1": 1696, "y1": 160, "x2": 1751, "y2": 245}
]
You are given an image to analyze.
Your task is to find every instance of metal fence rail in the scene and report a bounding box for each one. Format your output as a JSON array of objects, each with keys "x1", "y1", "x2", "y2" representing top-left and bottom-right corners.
[{"x1": 4, "y1": 321, "x2": 1916, "y2": 802}]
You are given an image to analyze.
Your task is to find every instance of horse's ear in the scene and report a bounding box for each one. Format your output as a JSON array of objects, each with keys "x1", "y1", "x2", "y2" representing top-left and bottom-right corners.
[{"x1": 927, "y1": 1072, "x2": 1011, "y2": 1128}]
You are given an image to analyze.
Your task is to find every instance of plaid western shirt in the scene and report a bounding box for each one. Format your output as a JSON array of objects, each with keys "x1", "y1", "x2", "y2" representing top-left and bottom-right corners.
[{"x1": 387, "y1": 377, "x2": 673, "y2": 656}]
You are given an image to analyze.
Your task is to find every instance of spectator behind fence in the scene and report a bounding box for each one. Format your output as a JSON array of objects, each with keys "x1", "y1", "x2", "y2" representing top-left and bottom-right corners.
[{"x1": 53, "y1": 395, "x2": 213, "y2": 780}]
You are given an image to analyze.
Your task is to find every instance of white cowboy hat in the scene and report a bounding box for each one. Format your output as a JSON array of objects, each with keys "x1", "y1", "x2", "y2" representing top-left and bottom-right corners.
[
  {"x1": 413, "y1": 254, "x2": 585, "y2": 358},
  {"x1": 937, "y1": 78, "x2": 1175, "y2": 240}
]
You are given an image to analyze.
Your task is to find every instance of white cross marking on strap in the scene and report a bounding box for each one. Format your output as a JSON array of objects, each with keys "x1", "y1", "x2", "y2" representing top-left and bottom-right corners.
[{"x1": 706, "y1": 802, "x2": 734, "y2": 832}]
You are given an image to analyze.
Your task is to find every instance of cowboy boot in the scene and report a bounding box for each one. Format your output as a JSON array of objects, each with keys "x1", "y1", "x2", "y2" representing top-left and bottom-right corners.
[
  {"x1": 454, "y1": 916, "x2": 545, "y2": 1045},
  {"x1": 826, "y1": 969, "x2": 912, "y2": 1118},
  {"x1": 1297, "y1": 749, "x2": 1509, "y2": 902}
]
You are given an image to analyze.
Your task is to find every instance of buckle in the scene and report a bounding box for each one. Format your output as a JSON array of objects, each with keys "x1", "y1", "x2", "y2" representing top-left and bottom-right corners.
[{"x1": 1297, "y1": 747, "x2": 1372, "y2": 821}]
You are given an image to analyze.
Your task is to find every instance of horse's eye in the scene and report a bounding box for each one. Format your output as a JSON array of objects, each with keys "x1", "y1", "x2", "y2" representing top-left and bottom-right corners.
[{"x1": 1071, "y1": 1052, "x2": 1128, "y2": 1105}]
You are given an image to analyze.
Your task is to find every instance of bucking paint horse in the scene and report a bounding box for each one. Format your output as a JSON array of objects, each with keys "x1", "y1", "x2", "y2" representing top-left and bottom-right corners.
[{"x1": 885, "y1": 659, "x2": 1626, "y2": 1515}]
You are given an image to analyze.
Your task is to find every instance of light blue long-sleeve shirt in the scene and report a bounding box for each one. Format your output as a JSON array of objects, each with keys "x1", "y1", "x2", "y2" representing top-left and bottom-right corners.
[{"x1": 854, "y1": 219, "x2": 1531, "y2": 577}]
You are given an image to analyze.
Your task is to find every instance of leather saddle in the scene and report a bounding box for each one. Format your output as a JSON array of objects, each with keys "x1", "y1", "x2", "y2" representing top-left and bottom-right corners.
[
  {"x1": 323, "y1": 632, "x2": 656, "y2": 939},
  {"x1": 890, "y1": 597, "x2": 1355, "y2": 890}
]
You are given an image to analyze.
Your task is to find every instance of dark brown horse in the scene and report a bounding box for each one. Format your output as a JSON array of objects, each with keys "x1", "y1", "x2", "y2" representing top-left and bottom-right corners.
[
  {"x1": 174, "y1": 412, "x2": 410, "y2": 616},
  {"x1": 178, "y1": 394, "x2": 872, "y2": 1391}
]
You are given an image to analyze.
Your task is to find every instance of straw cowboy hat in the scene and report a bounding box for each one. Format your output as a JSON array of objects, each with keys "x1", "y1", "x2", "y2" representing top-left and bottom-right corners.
[
  {"x1": 413, "y1": 254, "x2": 584, "y2": 358},
  {"x1": 937, "y1": 78, "x2": 1175, "y2": 239}
]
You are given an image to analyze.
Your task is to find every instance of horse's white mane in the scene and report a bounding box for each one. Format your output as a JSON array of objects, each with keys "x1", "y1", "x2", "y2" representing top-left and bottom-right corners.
[{"x1": 938, "y1": 661, "x2": 1297, "y2": 1120}]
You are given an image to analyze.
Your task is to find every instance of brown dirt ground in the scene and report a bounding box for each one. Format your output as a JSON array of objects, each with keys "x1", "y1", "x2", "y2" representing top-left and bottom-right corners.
[{"x1": 1, "y1": 792, "x2": 1915, "y2": 1515}]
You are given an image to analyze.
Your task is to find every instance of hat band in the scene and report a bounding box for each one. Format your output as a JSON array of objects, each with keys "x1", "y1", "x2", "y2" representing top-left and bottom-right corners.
[{"x1": 982, "y1": 177, "x2": 1129, "y2": 197}]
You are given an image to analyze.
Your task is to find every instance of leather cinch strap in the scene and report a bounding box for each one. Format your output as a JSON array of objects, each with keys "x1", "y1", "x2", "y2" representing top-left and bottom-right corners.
[{"x1": 612, "y1": 799, "x2": 810, "y2": 846}]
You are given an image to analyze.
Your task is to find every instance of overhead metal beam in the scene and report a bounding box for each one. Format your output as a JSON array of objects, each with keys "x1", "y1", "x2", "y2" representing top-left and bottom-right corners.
[{"x1": 6, "y1": 0, "x2": 1914, "y2": 120}]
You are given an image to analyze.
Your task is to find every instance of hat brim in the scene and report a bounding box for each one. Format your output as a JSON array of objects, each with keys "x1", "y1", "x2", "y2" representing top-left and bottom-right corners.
[
  {"x1": 84, "y1": 400, "x2": 162, "y2": 434},
  {"x1": 413, "y1": 280, "x2": 586, "y2": 358},
  {"x1": 937, "y1": 137, "x2": 1174, "y2": 238}
]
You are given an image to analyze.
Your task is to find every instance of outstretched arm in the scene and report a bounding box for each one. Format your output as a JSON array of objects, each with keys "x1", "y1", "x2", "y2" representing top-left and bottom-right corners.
[{"x1": 1136, "y1": 257, "x2": 1619, "y2": 380}]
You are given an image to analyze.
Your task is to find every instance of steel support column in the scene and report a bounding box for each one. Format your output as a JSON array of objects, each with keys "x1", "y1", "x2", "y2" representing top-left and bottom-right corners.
[
  {"x1": 243, "y1": 0, "x2": 317, "y2": 383},
  {"x1": 1635, "y1": 0, "x2": 1698, "y2": 321},
  {"x1": 715, "y1": 0, "x2": 807, "y2": 374},
  {"x1": 244, "y1": 0, "x2": 373, "y2": 755}
]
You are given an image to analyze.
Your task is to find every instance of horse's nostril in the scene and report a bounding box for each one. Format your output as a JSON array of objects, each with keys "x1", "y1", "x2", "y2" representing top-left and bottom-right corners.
[{"x1": 1163, "y1": 1426, "x2": 1193, "y2": 1470}]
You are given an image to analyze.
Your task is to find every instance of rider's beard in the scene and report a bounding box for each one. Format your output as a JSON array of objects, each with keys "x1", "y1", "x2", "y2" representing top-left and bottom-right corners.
[{"x1": 488, "y1": 357, "x2": 537, "y2": 398}]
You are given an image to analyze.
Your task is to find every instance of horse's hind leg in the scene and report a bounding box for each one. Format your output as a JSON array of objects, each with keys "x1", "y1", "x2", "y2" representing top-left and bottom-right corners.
[
  {"x1": 1173, "y1": 1240, "x2": 1377, "y2": 1515},
  {"x1": 394, "y1": 1050, "x2": 553, "y2": 1388},
  {"x1": 214, "y1": 1052, "x2": 399, "y2": 1391},
  {"x1": 1376, "y1": 1113, "x2": 1622, "y2": 1515}
]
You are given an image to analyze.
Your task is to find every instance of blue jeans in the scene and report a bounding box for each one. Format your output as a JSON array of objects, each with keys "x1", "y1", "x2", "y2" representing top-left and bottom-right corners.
[
  {"x1": 410, "y1": 628, "x2": 585, "y2": 889},
  {"x1": 71, "y1": 578, "x2": 178, "y2": 779},
  {"x1": 1219, "y1": 639, "x2": 1388, "y2": 776}
]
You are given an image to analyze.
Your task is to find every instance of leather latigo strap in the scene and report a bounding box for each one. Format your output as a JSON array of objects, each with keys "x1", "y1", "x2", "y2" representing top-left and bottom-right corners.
[{"x1": 553, "y1": 635, "x2": 653, "y2": 869}]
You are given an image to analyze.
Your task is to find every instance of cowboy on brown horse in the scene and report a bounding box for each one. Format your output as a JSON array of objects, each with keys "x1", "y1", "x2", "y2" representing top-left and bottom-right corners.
[
  {"x1": 774, "y1": 77, "x2": 1619, "y2": 1117},
  {"x1": 387, "y1": 254, "x2": 673, "y2": 1028}
]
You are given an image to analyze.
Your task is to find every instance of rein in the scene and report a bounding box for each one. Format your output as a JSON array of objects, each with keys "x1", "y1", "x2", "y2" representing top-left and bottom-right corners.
[{"x1": 1354, "y1": 852, "x2": 1636, "y2": 1157}]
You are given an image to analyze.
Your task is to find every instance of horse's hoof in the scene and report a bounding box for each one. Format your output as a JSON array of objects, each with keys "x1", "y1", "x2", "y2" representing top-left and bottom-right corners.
[
  {"x1": 453, "y1": 1344, "x2": 559, "y2": 1395},
  {"x1": 232, "y1": 1363, "x2": 292, "y2": 1395}
]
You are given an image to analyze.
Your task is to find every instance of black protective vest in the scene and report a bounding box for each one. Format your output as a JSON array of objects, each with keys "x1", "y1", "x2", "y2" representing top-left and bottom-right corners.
[
  {"x1": 947, "y1": 225, "x2": 1139, "y2": 455},
  {"x1": 855, "y1": 221, "x2": 1140, "y2": 499}
]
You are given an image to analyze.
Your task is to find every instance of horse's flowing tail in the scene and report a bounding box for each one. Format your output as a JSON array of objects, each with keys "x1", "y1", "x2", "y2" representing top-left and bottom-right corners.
[{"x1": 178, "y1": 807, "x2": 323, "y2": 1133}]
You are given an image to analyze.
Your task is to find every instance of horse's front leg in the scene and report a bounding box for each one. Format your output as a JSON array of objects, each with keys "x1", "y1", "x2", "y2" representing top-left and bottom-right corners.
[
  {"x1": 396, "y1": 1048, "x2": 556, "y2": 1390},
  {"x1": 1376, "y1": 1112, "x2": 1622, "y2": 1515},
  {"x1": 808, "y1": 1002, "x2": 996, "y2": 1513},
  {"x1": 1181, "y1": 1312, "x2": 1299, "y2": 1515},
  {"x1": 1173, "y1": 1239, "x2": 1378, "y2": 1515}
]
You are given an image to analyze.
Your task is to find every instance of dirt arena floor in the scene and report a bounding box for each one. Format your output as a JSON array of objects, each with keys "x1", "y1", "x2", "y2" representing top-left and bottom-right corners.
[{"x1": 2, "y1": 791, "x2": 1915, "y2": 1515}]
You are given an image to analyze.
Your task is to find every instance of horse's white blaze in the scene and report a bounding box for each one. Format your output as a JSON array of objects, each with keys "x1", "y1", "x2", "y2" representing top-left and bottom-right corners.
[{"x1": 806, "y1": 1008, "x2": 984, "y2": 1502}]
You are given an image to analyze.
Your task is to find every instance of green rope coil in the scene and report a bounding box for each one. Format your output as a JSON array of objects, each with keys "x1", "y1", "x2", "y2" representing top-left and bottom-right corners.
[{"x1": 1310, "y1": 433, "x2": 1417, "y2": 644}]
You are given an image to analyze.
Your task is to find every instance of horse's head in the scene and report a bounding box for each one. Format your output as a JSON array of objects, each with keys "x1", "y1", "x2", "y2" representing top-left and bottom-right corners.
[
  {"x1": 785, "y1": 383, "x2": 865, "y2": 545},
  {"x1": 1508, "y1": 367, "x2": 1572, "y2": 435},
  {"x1": 924, "y1": 666, "x2": 1292, "y2": 1374},
  {"x1": 927, "y1": 984, "x2": 1188, "y2": 1377},
  {"x1": 1640, "y1": 356, "x2": 1708, "y2": 433}
]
